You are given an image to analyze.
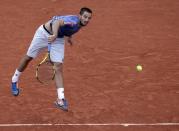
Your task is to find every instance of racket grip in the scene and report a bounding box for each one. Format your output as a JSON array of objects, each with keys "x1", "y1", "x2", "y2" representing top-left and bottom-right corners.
[{"x1": 48, "y1": 43, "x2": 51, "y2": 52}]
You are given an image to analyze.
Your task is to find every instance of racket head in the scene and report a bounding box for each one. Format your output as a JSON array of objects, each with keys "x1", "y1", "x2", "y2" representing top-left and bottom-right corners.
[{"x1": 35, "y1": 52, "x2": 55, "y2": 84}]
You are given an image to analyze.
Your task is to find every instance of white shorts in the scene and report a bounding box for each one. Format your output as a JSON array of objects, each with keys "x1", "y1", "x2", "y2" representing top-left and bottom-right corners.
[{"x1": 27, "y1": 25, "x2": 65, "y2": 63}]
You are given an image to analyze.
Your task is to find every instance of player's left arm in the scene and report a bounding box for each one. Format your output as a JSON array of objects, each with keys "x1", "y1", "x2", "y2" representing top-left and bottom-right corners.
[{"x1": 66, "y1": 36, "x2": 73, "y2": 45}]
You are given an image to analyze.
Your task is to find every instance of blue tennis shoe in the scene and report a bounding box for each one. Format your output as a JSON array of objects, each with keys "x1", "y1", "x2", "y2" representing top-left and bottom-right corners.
[
  {"x1": 55, "y1": 99, "x2": 68, "y2": 111},
  {"x1": 11, "y1": 82, "x2": 20, "y2": 96}
]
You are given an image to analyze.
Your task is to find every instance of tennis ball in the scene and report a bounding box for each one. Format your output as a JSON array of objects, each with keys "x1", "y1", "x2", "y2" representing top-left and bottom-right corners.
[{"x1": 136, "y1": 64, "x2": 142, "y2": 72}]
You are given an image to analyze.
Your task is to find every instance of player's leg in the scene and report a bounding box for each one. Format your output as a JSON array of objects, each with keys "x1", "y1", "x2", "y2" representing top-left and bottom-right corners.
[
  {"x1": 12, "y1": 55, "x2": 33, "y2": 82},
  {"x1": 53, "y1": 62, "x2": 68, "y2": 109},
  {"x1": 17, "y1": 55, "x2": 33, "y2": 72},
  {"x1": 53, "y1": 62, "x2": 68, "y2": 111},
  {"x1": 50, "y1": 38, "x2": 68, "y2": 111},
  {"x1": 54, "y1": 63, "x2": 64, "y2": 99},
  {"x1": 11, "y1": 55, "x2": 33, "y2": 96},
  {"x1": 11, "y1": 25, "x2": 49, "y2": 96}
]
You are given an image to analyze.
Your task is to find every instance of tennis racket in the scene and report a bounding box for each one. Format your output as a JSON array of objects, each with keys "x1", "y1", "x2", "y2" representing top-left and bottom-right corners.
[{"x1": 35, "y1": 43, "x2": 55, "y2": 84}]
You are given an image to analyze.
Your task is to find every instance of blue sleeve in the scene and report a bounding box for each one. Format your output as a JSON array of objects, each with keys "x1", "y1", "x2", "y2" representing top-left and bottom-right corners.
[{"x1": 51, "y1": 15, "x2": 78, "y2": 26}]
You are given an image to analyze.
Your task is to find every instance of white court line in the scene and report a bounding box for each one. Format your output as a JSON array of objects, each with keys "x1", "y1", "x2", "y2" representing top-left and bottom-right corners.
[{"x1": 0, "y1": 123, "x2": 179, "y2": 127}]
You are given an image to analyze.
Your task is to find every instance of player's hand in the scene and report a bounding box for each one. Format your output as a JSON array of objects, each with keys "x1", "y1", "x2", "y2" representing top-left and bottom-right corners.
[
  {"x1": 67, "y1": 36, "x2": 73, "y2": 45},
  {"x1": 48, "y1": 34, "x2": 57, "y2": 43}
]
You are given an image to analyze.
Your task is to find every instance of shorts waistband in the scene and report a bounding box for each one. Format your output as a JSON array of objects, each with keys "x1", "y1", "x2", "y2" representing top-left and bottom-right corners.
[
  {"x1": 42, "y1": 24, "x2": 64, "y2": 38},
  {"x1": 43, "y1": 25, "x2": 52, "y2": 35}
]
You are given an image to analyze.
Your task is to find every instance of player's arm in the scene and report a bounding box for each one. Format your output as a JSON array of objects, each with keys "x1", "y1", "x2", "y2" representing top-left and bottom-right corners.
[
  {"x1": 48, "y1": 20, "x2": 64, "y2": 43},
  {"x1": 66, "y1": 36, "x2": 73, "y2": 46}
]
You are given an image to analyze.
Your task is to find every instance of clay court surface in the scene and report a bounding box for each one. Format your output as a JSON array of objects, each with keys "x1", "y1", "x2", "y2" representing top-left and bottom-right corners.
[{"x1": 0, "y1": 0, "x2": 179, "y2": 131}]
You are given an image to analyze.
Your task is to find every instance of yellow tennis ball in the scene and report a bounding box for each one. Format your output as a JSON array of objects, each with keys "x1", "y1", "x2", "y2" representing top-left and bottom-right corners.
[{"x1": 136, "y1": 64, "x2": 142, "y2": 72}]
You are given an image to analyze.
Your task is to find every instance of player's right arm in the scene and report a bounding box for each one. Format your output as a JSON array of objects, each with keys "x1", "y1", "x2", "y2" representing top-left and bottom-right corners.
[{"x1": 48, "y1": 20, "x2": 64, "y2": 43}]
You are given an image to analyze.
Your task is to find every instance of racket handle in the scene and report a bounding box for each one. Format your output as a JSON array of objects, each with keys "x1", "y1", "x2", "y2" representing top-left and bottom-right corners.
[{"x1": 48, "y1": 43, "x2": 51, "y2": 52}]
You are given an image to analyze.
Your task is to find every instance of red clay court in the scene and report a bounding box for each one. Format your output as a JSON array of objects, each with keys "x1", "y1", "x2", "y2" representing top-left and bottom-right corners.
[{"x1": 0, "y1": 0, "x2": 179, "y2": 131}]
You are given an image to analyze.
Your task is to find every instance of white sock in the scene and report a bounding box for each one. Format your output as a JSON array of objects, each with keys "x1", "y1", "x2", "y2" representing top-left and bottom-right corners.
[
  {"x1": 57, "y1": 88, "x2": 65, "y2": 100},
  {"x1": 12, "y1": 69, "x2": 22, "y2": 83}
]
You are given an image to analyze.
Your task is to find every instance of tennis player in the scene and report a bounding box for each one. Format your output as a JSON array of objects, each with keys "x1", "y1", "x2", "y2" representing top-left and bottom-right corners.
[{"x1": 11, "y1": 7, "x2": 92, "y2": 111}]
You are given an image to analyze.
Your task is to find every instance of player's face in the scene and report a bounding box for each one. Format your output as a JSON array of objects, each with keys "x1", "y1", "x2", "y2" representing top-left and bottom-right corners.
[{"x1": 80, "y1": 11, "x2": 92, "y2": 26}]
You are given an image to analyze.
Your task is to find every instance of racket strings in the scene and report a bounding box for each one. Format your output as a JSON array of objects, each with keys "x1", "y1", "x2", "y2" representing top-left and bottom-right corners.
[{"x1": 36, "y1": 61, "x2": 55, "y2": 84}]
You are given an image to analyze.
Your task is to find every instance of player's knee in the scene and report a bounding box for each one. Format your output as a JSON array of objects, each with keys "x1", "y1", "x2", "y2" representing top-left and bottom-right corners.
[
  {"x1": 24, "y1": 55, "x2": 33, "y2": 62},
  {"x1": 54, "y1": 63, "x2": 63, "y2": 72}
]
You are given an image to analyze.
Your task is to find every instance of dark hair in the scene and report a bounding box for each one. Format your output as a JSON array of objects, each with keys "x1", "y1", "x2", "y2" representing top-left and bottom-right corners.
[{"x1": 80, "y1": 7, "x2": 92, "y2": 15}]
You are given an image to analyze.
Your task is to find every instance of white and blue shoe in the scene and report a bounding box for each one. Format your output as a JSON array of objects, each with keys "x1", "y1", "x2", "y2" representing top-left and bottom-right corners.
[
  {"x1": 54, "y1": 99, "x2": 68, "y2": 111},
  {"x1": 11, "y1": 82, "x2": 20, "y2": 96}
]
